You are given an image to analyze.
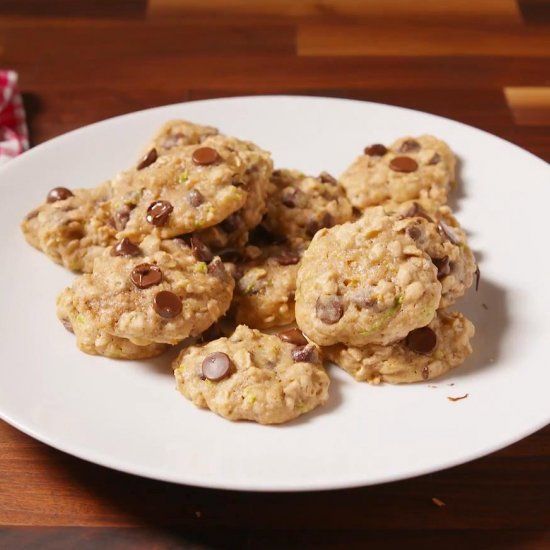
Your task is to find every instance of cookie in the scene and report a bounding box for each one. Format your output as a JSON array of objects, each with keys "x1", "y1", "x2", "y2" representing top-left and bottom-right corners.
[
  {"x1": 143, "y1": 119, "x2": 219, "y2": 155},
  {"x1": 262, "y1": 169, "x2": 353, "y2": 240},
  {"x1": 295, "y1": 207, "x2": 442, "y2": 346},
  {"x1": 231, "y1": 241, "x2": 308, "y2": 329},
  {"x1": 63, "y1": 235, "x2": 234, "y2": 346},
  {"x1": 325, "y1": 310, "x2": 474, "y2": 384},
  {"x1": 389, "y1": 200, "x2": 477, "y2": 307},
  {"x1": 110, "y1": 133, "x2": 272, "y2": 240},
  {"x1": 340, "y1": 135, "x2": 456, "y2": 209},
  {"x1": 57, "y1": 287, "x2": 168, "y2": 359},
  {"x1": 21, "y1": 183, "x2": 116, "y2": 272},
  {"x1": 173, "y1": 325, "x2": 329, "y2": 424}
]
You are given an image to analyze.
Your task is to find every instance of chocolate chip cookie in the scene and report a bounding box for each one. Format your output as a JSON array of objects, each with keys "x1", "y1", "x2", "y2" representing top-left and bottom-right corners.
[
  {"x1": 262, "y1": 169, "x2": 353, "y2": 240},
  {"x1": 389, "y1": 199, "x2": 477, "y2": 307},
  {"x1": 60, "y1": 235, "x2": 234, "y2": 346},
  {"x1": 143, "y1": 119, "x2": 219, "y2": 155},
  {"x1": 173, "y1": 325, "x2": 329, "y2": 424},
  {"x1": 340, "y1": 135, "x2": 456, "y2": 209},
  {"x1": 21, "y1": 183, "x2": 116, "y2": 272},
  {"x1": 111, "y1": 134, "x2": 272, "y2": 240},
  {"x1": 325, "y1": 310, "x2": 474, "y2": 384},
  {"x1": 295, "y1": 207, "x2": 442, "y2": 346},
  {"x1": 57, "y1": 287, "x2": 168, "y2": 359},
  {"x1": 231, "y1": 241, "x2": 308, "y2": 329}
]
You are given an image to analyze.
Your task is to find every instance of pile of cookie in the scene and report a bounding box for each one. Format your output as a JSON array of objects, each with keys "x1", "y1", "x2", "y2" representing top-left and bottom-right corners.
[{"x1": 21, "y1": 121, "x2": 477, "y2": 425}]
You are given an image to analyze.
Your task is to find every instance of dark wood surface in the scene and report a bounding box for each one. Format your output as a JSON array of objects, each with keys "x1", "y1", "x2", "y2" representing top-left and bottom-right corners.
[{"x1": 1, "y1": 2, "x2": 549, "y2": 548}]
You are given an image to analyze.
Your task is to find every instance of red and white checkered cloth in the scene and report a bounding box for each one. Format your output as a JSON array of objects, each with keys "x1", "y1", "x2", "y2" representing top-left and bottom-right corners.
[{"x1": 0, "y1": 70, "x2": 29, "y2": 164}]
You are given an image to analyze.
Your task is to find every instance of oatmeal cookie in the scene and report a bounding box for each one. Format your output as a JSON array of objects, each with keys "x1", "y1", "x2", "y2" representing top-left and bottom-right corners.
[
  {"x1": 21, "y1": 183, "x2": 116, "y2": 272},
  {"x1": 325, "y1": 310, "x2": 474, "y2": 384},
  {"x1": 143, "y1": 119, "x2": 219, "y2": 155},
  {"x1": 295, "y1": 207, "x2": 442, "y2": 346},
  {"x1": 63, "y1": 235, "x2": 234, "y2": 346},
  {"x1": 57, "y1": 287, "x2": 168, "y2": 359},
  {"x1": 232, "y1": 241, "x2": 308, "y2": 329},
  {"x1": 173, "y1": 325, "x2": 329, "y2": 424},
  {"x1": 340, "y1": 135, "x2": 456, "y2": 209},
  {"x1": 110, "y1": 133, "x2": 272, "y2": 240},
  {"x1": 388, "y1": 200, "x2": 477, "y2": 307},
  {"x1": 262, "y1": 169, "x2": 353, "y2": 240}
]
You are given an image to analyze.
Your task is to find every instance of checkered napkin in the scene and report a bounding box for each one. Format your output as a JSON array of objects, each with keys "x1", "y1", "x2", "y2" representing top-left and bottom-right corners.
[{"x1": 0, "y1": 70, "x2": 29, "y2": 164}]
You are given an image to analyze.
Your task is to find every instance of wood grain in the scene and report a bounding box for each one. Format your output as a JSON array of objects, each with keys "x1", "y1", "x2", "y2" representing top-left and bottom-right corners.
[
  {"x1": 505, "y1": 86, "x2": 550, "y2": 125},
  {"x1": 298, "y1": 21, "x2": 550, "y2": 56},
  {"x1": 0, "y1": 0, "x2": 549, "y2": 547}
]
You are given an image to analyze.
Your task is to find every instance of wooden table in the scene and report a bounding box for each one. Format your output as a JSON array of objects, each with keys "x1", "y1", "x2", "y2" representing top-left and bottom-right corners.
[{"x1": 1, "y1": 2, "x2": 549, "y2": 548}]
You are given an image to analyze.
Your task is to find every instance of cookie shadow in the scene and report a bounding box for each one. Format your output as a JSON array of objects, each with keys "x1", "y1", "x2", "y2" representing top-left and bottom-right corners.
[
  {"x1": 439, "y1": 274, "x2": 508, "y2": 381},
  {"x1": 139, "y1": 341, "x2": 189, "y2": 376},
  {"x1": 447, "y1": 155, "x2": 466, "y2": 213}
]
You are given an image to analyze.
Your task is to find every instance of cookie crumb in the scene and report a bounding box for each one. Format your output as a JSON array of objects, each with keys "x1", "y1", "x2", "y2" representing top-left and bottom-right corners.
[
  {"x1": 447, "y1": 393, "x2": 468, "y2": 402},
  {"x1": 432, "y1": 497, "x2": 446, "y2": 507},
  {"x1": 195, "y1": 510, "x2": 202, "y2": 518},
  {"x1": 482, "y1": 303, "x2": 488, "y2": 310}
]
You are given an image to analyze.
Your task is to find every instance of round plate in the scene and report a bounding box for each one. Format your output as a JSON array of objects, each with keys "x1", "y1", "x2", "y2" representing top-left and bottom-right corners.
[{"x1": 1, "y1": 96, "x2": 549, "y2": 491}]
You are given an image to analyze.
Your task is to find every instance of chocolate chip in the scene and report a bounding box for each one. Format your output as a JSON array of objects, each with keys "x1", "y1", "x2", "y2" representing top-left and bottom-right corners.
[
  {"x1": 111, "y1": 238, "x2": 141, "y2": 257},
  {"x1": 421, "y1": 366, "x2": 430, "y2": 380},
  {"x1": 390, "y1": 156, "x2": 418, "y2": 173},
  {"x1": 406, "y1": 225, "x2": 422, "y2": 240},
  {"x1": 319, "y1": 171, "x2": 337, "y2": 184},
  {"x1": 207, "y1": 257, "x2": 226, "y2": 278},
  {"x1": 406, "y1": 327, "x2": 437, "y2": 355},
  {"x1": 192, "y1": 147, "x2": 220, "y2": 166},
  {"x1": 47, "y1": 187, "x2": 74, "y2": 203},
  {"x1": 306, "y1": 212, "x2": 333, "y2": 237},
  {"x1": 187, "y1": 189, "x2": 204, "y2": 207},
  {"x1": 432, "y1": 256, "x2": 450, "y2": 279},
  {"x1": 274, "y1": 251, "x2": 300, "y2": 266},
  {"x1": 401, "y1": 202, "x2": 434, "y2": 223},
  {"x1": 190, "y1": 236, "x2": 213, "y2": 263},
  {"x1": 316, "y1": 296, "x2": 344, "y2": 324},
  {"x1": 281, "y1": 188, "x2": 301, "y2": 208},
  {"x1": 146, "y1": 200, "x2": 173, "y2": 227},
  {"x1": 438, "y1": 219, "x2": 460, "y2": 245},
  {"x1": 201, "y1": 352, "x2": 232, "y2": 381},
  {"x1": 278, "y1": 328, "x2": 308, "y2": 346},
  {"x1": 61, "y1": 318, "x2": 74, "y2": 334},
  {"x1": 397, "y1": 139, "x2": 421, "y2": 153},
  {"x1": 351, "y1": 291, "x2": 377, "y2": 309},
  {"x1": 221, "y1": 212, "x2": 242, "y2": 233},
  {"x1": 475, "y1": 265, "x2": 480, "y2": 291},
  {"x1": 137, "y1": 148, "x2": 158, "y2": 170},
  {"x1": 114, "y1": 204, "x2": 134, "y2": 231},
  {"x1": 130, "y1": 263, "x2": 162, "y2": 289},
  {"x1": 428, "y1": 153, "x2": 441, "y2": 165},
  {"x1": 153, "y1": 290, "x2": 182, "y2": 318},
  {"x1": 291, "y1": 345, "x2": 318, "y2": 363},
  {"x1": 364, "y1": 144, "x2": 388, "y2": 156}
]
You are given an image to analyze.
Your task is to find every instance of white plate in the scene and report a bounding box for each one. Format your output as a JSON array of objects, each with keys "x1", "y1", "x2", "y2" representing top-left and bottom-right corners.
[{"x1": 1, "y1": 96, "x2": 549, "y2": 492}]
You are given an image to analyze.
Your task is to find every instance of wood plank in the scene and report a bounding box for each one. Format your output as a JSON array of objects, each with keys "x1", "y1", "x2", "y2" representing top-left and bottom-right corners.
[
  {"x1": 1, "y1": 422, "x2": 549, "y2": 528},
  {"x1": 248, "y1": 530, "x2": 550, "y2": 550},
  {"x1": 5, "y1": 55, "x2": 550, "y2": 92},
  {"x1": 298, "y1": 22, "x2": 550, "y2": 56},
  {"x1": 0, "y1": 527, "x2": 247, "y2": 549},
  {"x1": 0, "y1": 19, "x2": 295, "y2": 63},
  {"x1": 0, "y1": 0, "x2": 147, "y2": 18},
  {"x1": 505, "y1": 86, "x2": 550, "y2": 125},
  {"x1": 148, "y1": 0, "x2": 521, "y2": 23},
  {"x1": 518, "y1": 0, "x2": 550, "y2": 24}
]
